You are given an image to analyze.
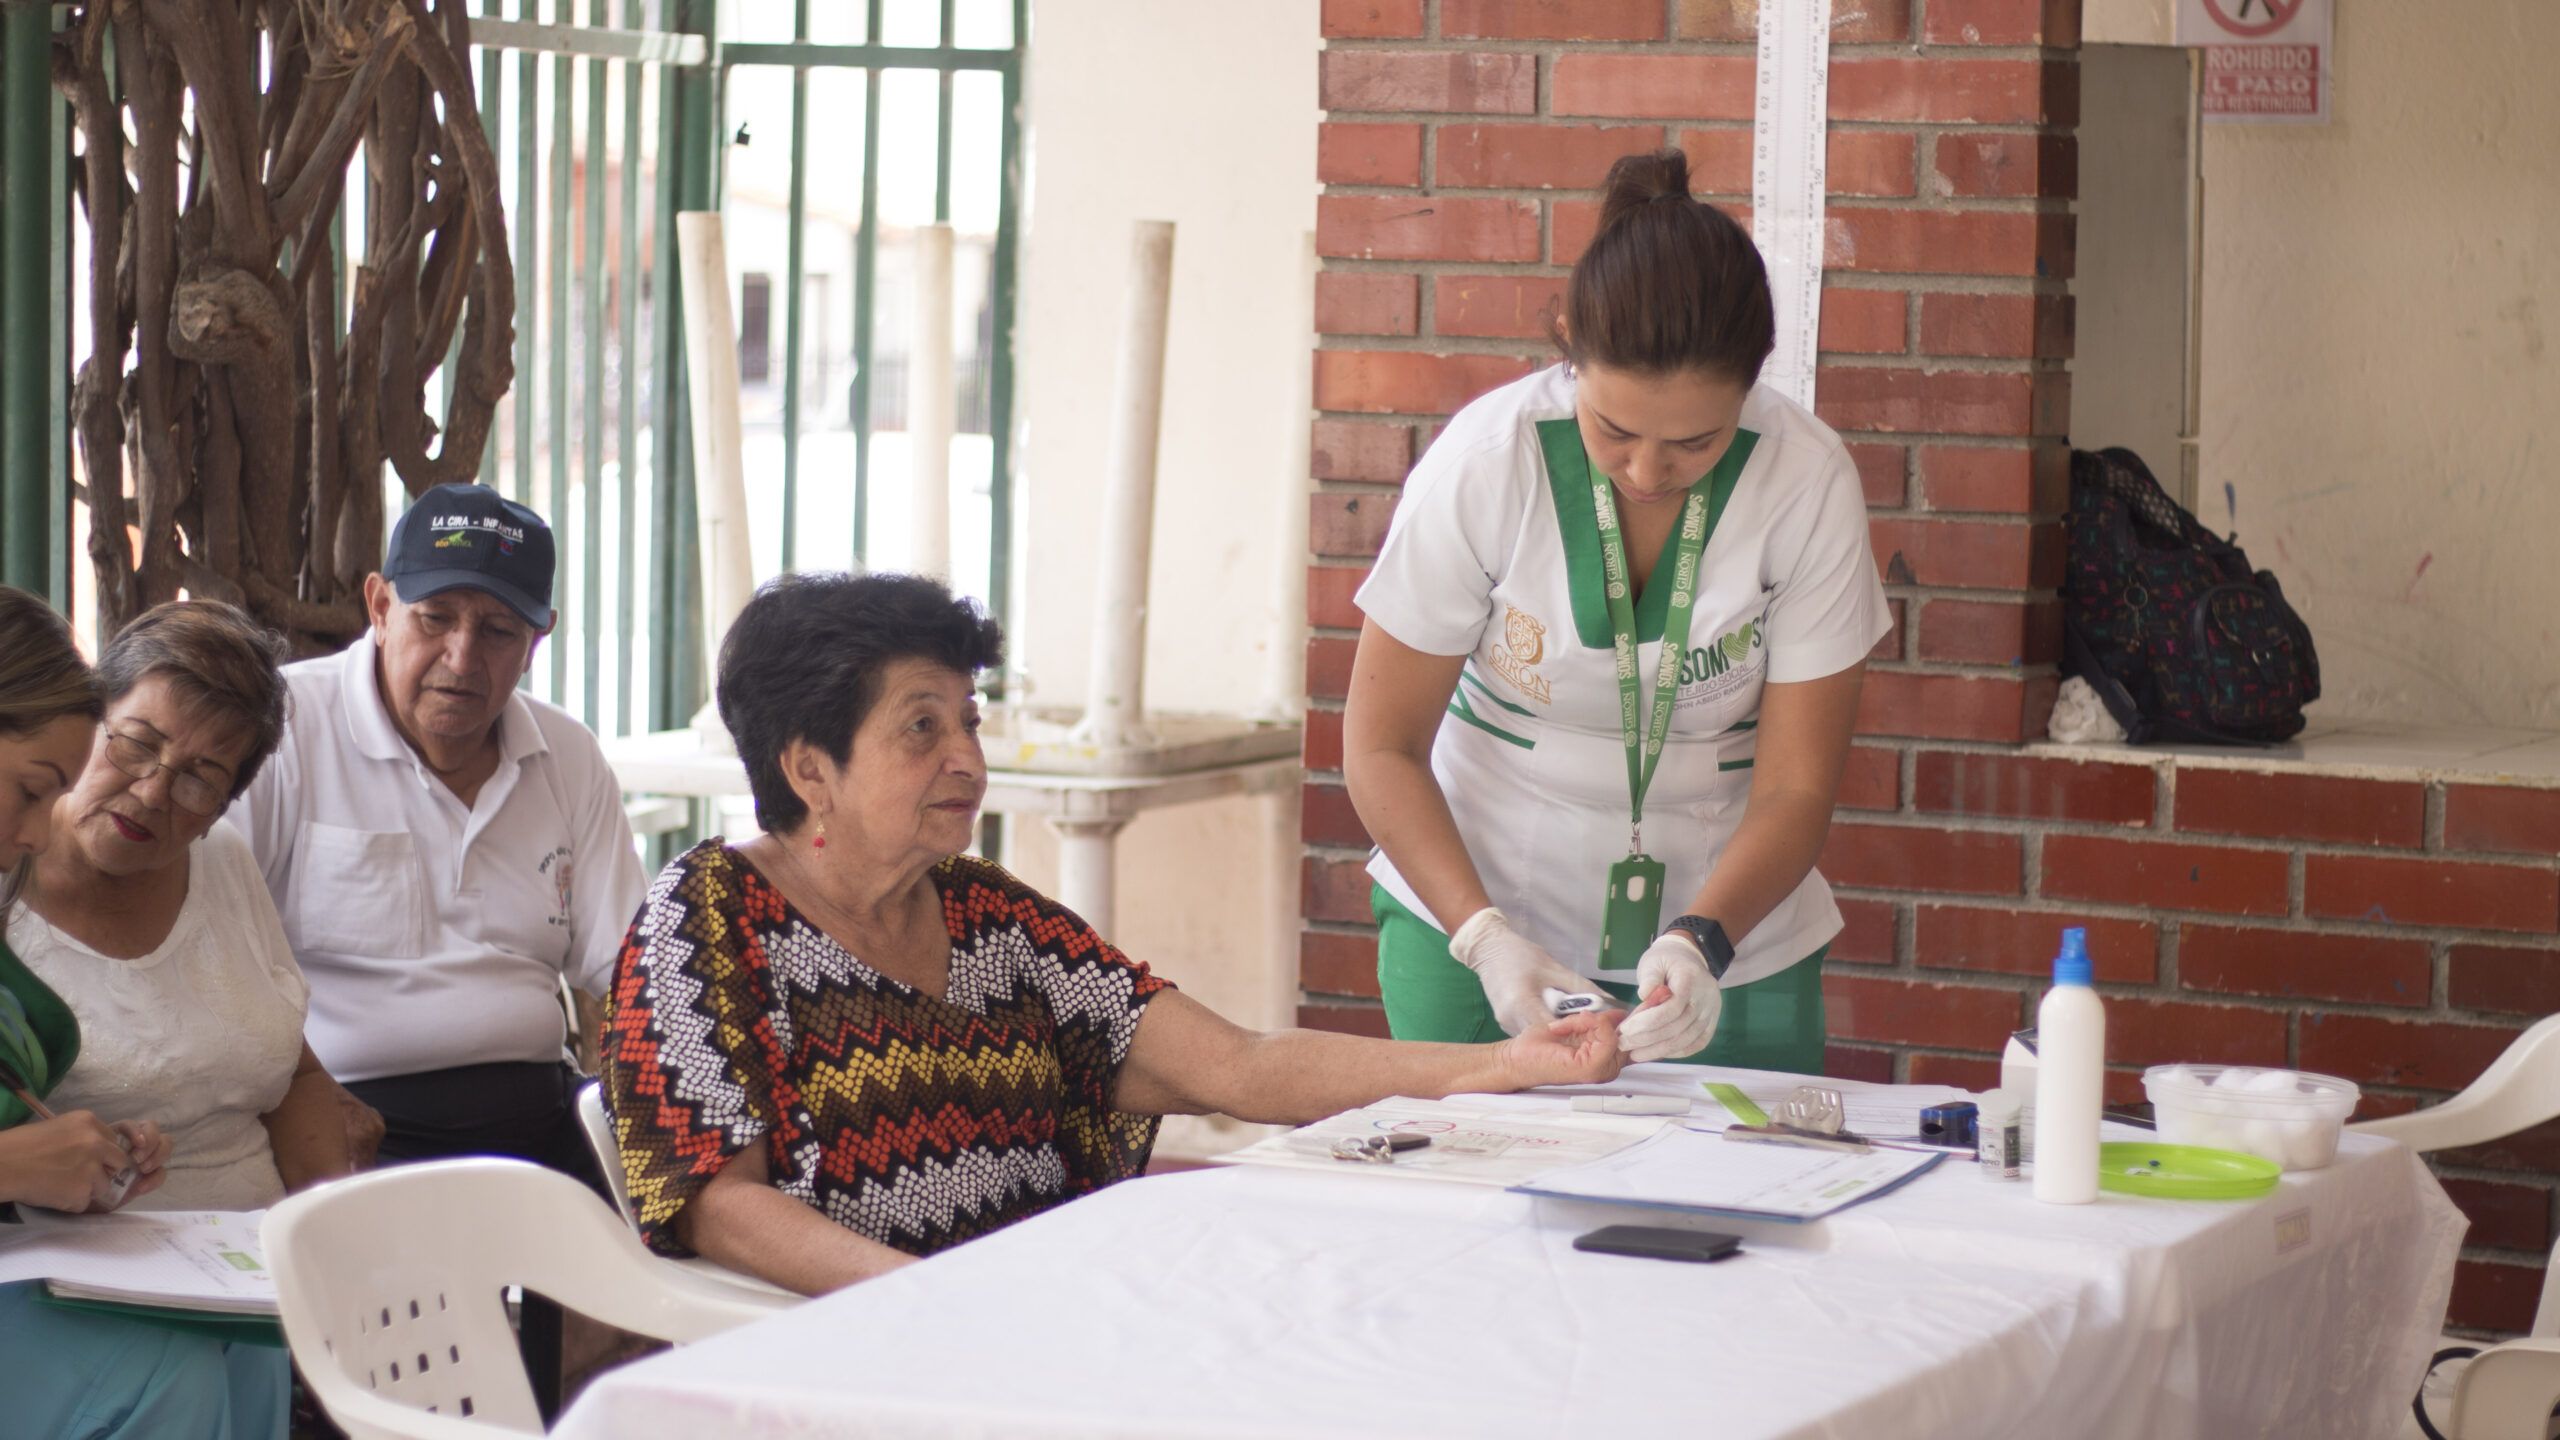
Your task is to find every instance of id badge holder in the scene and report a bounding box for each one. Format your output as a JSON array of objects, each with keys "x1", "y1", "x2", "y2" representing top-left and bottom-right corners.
[{"x1": 1599, "y1": 853, "x2": 1668, "y2": 970}]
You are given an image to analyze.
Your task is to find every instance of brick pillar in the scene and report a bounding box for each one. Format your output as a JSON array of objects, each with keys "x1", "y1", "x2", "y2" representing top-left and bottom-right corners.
[{"x1": 1302, "y1": 0, "x2": 2081, "y2": 1046}]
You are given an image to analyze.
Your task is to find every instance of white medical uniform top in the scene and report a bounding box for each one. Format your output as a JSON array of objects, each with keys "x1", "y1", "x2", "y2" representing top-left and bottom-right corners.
[
  {"x1": 227, "y1": 638, "x2": 646, "y2": 1083},
  {"x1": 1356, "y1": 364, "x2": 1890, "y2": 987}
]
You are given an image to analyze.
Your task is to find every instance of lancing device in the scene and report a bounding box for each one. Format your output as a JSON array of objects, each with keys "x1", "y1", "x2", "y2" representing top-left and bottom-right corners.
[{"x1": 1543, "y1": 987, "x2": 1611, "y2": 1018}]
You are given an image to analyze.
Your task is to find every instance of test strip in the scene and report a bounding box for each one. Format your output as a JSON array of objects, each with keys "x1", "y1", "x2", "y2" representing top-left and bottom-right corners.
[{"x1": 1703, "y1": 1082, "x2": 1772, "y2": 1127}]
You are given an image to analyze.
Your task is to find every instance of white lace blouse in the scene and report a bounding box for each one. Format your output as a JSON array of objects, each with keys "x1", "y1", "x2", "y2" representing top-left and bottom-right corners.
[{"x1": 8, "y1": 823, "x2": 310, "y2": 1210}]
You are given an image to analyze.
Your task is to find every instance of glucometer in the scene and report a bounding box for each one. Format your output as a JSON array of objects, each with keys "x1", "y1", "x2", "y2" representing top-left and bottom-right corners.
[{"x1": 1543, "y1": 987, "x2": 1610, "y2": 1018}]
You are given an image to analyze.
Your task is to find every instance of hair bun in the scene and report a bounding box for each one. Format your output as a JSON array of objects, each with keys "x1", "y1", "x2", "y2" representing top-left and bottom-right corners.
[
  {"x1": 1558, "y1": 148, "x2": 1772, "y2": 383},
  {"x1": 1596, "y1": 149, "x2": 1695, "y2": 233}
]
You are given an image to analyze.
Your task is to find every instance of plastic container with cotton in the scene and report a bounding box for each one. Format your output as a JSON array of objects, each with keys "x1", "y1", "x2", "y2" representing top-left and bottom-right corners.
[{"x1": 2143, "y1": 1065, "x2": 2361, "y2": 1171}]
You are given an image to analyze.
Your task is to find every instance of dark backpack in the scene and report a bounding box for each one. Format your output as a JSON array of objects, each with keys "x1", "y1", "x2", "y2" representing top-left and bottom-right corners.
[{"x1": 2060, "y1": 447, "x2": 2320, "y2": 745}]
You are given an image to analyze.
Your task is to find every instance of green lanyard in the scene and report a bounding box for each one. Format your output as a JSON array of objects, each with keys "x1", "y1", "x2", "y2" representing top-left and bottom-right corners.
[{"x1": 1589, "y1": 433, "x2": 1755, "y2": 854}]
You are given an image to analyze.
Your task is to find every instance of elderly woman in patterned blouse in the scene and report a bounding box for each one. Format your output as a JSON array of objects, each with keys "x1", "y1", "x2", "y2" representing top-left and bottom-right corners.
[{"x1": 604, "y1": 572, "x2": 1625, "y2": 1294}]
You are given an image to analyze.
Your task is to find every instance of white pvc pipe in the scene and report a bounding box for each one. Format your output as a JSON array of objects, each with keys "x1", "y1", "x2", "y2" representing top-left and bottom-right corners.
[
  {"x1": 1259, "y1": 229, "x2": 1317, "y2": 723},
  {"x1": 1050, "y1": 818, "x2": 1126, "y2": 937},
  {"x1": 908, "y1": 224, "x2": 956, "y2": 579},
  {"x1": 1074, "y1": 220, "x2": 1176, "y2": 750},
  {"x1": 675, "y1": 212, "x2": 757, "y2": 685}
]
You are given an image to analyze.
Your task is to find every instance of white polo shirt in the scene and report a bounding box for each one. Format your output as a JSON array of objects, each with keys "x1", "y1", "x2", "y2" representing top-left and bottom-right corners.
[{"x1": 228, "y1": 638, "x2": 646, "y2": 1083}]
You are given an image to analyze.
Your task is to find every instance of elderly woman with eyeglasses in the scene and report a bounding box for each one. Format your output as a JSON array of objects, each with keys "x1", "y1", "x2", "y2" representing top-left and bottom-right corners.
[
  {"x1": 7, "y1": 601, "x2": 376, "y2": 1211},
  {"x1": 0, "y1": 589, "x2": 311, "y2": 1438}
]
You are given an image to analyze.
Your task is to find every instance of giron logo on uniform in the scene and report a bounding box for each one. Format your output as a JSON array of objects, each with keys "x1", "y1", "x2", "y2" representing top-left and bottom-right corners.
[
  {"x1": 1489, "y1": 604, "x2": 1553, "y2": 703},
  {"x1": 1678, "y1": 617, "x2": 1765, "y2": 688}
]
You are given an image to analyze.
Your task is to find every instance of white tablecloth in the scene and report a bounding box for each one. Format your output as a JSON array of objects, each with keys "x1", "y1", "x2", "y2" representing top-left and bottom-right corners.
[{"x1": 553, "y1": 1069, "x2": 2464, "y2": 1440}]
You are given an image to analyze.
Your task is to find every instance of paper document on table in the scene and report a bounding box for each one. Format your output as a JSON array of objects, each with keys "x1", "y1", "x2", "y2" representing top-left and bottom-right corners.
[
  {"x1": 1211, "y1": 1097, "x2": 1667, "y2": 1187},
  {"x1": 1697, "y1": 1080, "x2": 1973, "y2": 1142},
  {"x1": 0, "y1": 1209, "x2": 277, "y2": 1315},
  {"x1": 1514, "y1": 1125, "x2": 1941, "y2": 1222}
]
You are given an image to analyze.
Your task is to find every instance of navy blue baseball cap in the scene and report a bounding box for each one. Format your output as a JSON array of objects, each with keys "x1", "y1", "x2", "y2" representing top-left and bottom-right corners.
[{"x1": 383, "y1": 483, "x2": 557, "y2": 629}]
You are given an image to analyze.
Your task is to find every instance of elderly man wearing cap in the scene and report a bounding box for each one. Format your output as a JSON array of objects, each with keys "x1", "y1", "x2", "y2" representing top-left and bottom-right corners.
[{"x1": 228, "y1": 483, "x2": 642, "y2": 1186}]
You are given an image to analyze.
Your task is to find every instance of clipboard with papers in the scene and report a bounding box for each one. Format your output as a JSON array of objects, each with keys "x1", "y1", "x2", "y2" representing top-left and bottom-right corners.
[
  {"x1": 1215, "y1": 1092, "x2": 1944, "y2": 1223},
  {"x1": 0, "y1": 1208, "x2": 280, "y2": 1318},
  {"x1": 1509, "y1": 1124, "x2": 1943, "y2": 1223}
]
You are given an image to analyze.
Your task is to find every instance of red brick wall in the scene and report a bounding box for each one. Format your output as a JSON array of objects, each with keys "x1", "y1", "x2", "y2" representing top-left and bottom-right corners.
[
  {"x1": 1819, "y1": 754, "x2": 2560, "y2": 1332},
  {"x1": 1303, "y1": 0, "x2": 2553, "y2": 1333}
]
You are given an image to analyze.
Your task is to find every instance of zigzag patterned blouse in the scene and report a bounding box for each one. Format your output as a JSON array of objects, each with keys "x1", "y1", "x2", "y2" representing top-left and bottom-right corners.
[{"x1": 603, "y1": 840, "x2": 1170, "y2": 1259}]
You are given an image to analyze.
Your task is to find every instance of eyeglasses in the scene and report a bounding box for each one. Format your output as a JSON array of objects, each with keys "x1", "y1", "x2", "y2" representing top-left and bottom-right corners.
[{"x1": 102, "y1": 731, "x2": 231, "y2": 817}]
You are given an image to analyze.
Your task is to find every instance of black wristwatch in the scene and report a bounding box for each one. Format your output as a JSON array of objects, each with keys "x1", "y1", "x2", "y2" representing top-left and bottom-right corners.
[{"x1": 1662, "y1": 915, "x2": 1735, "y2": 981}]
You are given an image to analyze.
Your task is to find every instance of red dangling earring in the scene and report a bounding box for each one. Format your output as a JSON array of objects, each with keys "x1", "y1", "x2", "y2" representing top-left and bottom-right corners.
[{"x1": 812, "y1": 818, "x2": 827, "y2": 851}]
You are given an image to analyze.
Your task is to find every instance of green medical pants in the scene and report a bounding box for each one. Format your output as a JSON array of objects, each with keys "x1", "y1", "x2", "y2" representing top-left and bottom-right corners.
[{"x1": 1372, "y1": 885, "x2": 1829, "y2": 1075}]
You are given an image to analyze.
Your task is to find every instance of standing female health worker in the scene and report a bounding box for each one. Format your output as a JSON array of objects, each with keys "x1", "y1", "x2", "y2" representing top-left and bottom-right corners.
[{"x1": 1345, "y1": 151, "x2": 1891, "y2": 1070}]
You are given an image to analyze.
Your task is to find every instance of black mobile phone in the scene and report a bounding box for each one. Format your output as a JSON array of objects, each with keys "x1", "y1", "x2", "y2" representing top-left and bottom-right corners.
[{"x1": 1572, "y1": 1224, "x2": 1743, "y2": 1264}]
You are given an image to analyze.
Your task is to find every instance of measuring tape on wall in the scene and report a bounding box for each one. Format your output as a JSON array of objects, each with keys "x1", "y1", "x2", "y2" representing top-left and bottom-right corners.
[{"x1": 1752, "y1": 0, "x2": 1831, "y2": 412}]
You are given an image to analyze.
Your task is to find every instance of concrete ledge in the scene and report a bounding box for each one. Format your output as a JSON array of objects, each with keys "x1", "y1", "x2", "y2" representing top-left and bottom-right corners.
[{"x1": 2028, "y1": 723, "x2": 2560, "y2": 789}]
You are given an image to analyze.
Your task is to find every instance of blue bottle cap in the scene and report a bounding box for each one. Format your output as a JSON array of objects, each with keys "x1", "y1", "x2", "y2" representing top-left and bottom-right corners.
[{"x1": 2055, "y1": 926, "x2": 2092, "y2": 986}]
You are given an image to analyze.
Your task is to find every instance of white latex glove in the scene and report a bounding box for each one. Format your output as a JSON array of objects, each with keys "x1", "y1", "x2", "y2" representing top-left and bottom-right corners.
[
  {"x1": 1616, "y1": 932, "x2": 1723, "y2": 1063},
  {"x1": 1447, "y1": 908, "x2": 1597, "y2": 1039}
]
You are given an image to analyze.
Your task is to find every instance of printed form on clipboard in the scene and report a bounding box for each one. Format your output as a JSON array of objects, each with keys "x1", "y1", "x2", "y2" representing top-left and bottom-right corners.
[
  {"x1": 0, "y1": 1208, "x2": 278, "y2": 1316},
  {"x1": 1512, "y1": 1126, "x2": 1942, "y2": 1223}
]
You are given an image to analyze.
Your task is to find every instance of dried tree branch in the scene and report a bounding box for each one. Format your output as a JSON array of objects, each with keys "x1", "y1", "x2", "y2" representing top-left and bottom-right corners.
[{"x1": 58, "y1": 0, "x2": 514, "y2": 651}]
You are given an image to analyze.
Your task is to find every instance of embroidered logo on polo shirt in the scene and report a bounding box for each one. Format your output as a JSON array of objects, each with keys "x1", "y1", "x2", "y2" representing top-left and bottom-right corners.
[
  {"x1": 538, "y1": 846, "x2": 574, "y2": 928},
  {"x1": 1489, "y1": 604, "x2": 1553, "y2": 704}
]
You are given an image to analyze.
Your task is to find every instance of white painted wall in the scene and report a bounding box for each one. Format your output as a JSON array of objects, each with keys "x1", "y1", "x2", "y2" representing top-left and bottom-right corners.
[
  {"x1": 1011, "y1": 0, "x2": 1317, "y2": 721},
  {"x1": 2196, "y1": 1, "x2": 2560, "y2": 727},
  {"x1": 2072, "y1": 45, "x2": 2197, "y2": 499},
  {"x1": 1004, "y1": 0, "x2": 1317, "y2": 1151}
]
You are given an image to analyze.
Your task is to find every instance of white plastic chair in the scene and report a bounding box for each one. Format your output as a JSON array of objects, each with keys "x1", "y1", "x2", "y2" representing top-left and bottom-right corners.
[
  {"x1": 264, "y1": 1158, "x2": 778, "y2": 1439},
  {"x1": 575, "y1": 1081, "x2": 798, "y2": 1304},
  {"x1": 2351, "y1": 1012, "x2": 2560, "y2": 1439}
]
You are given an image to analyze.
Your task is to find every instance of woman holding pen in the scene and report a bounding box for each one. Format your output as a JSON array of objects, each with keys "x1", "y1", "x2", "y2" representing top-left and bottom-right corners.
[{"x1": 0, "y1": 585, "x2": 284, "y2": 1440}]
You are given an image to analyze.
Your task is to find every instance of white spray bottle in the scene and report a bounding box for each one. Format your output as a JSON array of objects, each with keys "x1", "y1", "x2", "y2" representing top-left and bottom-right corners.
[{"x1": 2032, "y1": 927, "x2": 2105, "y2": 1204}]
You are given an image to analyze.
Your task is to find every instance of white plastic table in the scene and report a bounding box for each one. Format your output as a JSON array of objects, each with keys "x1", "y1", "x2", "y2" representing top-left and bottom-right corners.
[{"x1": 552, "y1": 1068, "x2": 2463, "y2": 1440}]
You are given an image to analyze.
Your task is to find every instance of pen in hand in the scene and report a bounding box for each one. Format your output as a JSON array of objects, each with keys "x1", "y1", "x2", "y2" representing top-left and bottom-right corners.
[{"x1": 0, "y1": 1053, "x2": 137, "y2": 1202}]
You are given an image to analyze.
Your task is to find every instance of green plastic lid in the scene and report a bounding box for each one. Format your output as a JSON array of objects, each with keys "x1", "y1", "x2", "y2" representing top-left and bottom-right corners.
[{"x1": 2095, "y1": 1141, "x2": 2282, "y2": 1200}]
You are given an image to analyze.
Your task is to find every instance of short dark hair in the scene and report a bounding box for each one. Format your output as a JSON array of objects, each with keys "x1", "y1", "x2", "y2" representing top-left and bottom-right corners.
[
  {"x1": 718, "y1": 572, "x2": 1005, "y2": 834},
  {"x1": 1556, "y1": 149, "x2": 1774, "y2": 385},
  {"x1": 95, "y1": 601, "x2": 291, "y2": 801}
]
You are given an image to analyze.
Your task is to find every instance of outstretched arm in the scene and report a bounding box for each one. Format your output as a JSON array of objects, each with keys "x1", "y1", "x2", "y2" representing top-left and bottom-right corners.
[{"x1": 1109, "y1": 989, "x2": 1624, "y2": 1124}]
